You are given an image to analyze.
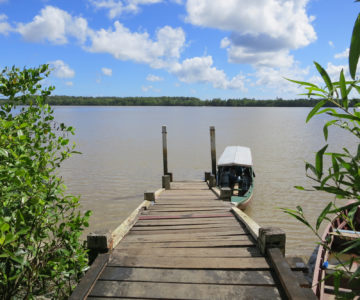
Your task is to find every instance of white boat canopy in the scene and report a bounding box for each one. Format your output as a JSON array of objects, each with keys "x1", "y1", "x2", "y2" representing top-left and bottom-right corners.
[{"x1": 218, "y1": 146, "x2": 253, "y2": 167}]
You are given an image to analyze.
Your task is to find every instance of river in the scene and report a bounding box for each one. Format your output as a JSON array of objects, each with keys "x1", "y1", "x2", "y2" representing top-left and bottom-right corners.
[{"x1": 55, "y1": 106, "x2": 356, "y2": 257}]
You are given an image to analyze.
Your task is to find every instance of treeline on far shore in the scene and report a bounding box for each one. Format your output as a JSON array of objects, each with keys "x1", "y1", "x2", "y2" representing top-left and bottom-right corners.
[{"x1": 1, "y1": 96, "x2": 359, "y2": 107}]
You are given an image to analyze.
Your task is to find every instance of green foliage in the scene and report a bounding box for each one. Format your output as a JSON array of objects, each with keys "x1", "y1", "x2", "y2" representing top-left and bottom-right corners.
[
  {"x1": 1, "y1": 95, "x2": 358, "y2": 107},
  {"x1": 0, "y1": 65, "x2": 91, "y2": 299},
  {"x1": 283, "y1": 12, "x2": 360, "y2": 297}
]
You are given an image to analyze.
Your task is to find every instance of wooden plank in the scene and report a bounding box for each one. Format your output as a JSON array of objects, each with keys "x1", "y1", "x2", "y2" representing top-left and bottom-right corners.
[
  {"x1": 138, "y1": 213, "x2": 233, "y2": 220},
  {"x1": 69, "y1": 253, "x2": 109, "y2": 300},
  {"x1": 144, "y1": 210, "x2": 231, "y2": 216},
  {"x1": 148, "y1": 207, "x2": 230, "y2": 212},
  {"x1": 267, "y1": 248, "x2": 316, "y2": 300},
  {"x1": 121, "y1": 233, "x2": 251, "y2": 243},
  {"x1": 89, "y1": 281, "x2": 281, "y2": 299},
  {"x1": 232, "y1": 207, "x2": 260, "y2": 240},
  {"x1": 87, "y1": 200, "x2": 151, "y2": 251},
  {"x1": 112, "y1": 247, "x2": 262, "y2": 257},
  {"x1": 110, "y1": 200, "x2": 152, "y2": 249},
  {"x1": 116, "y1": 240, "x2": 255, "y2": 248},
  {"x1": 154, "y1": 203, "x2": 231, "y2": 207},
  {"x1": 130, "y1": 227, "x2": 247, "y2": 236},
  {"x1": 109, "y1": 255, "x2": 270, "y2": 269},
  {"x1": 131, "y1": 224, "x2": 242, "y2": 231},
  {"x1": 99, "y1": 267, "x2": 276, "y2": 285},
  {"x1": 135, "y1": 217, "x2": 240, "y2": 226}
]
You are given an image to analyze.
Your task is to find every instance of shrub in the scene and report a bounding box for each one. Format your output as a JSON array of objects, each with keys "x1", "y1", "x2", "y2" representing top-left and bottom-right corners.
[{"x1": 0, "y1": 65, "x2": 91, "y2": 299}]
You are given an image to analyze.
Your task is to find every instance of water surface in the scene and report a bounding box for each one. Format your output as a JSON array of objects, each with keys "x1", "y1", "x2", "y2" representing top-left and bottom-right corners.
[{"x1": 56, "y1": 106, "x2": 356, "y2": 257}]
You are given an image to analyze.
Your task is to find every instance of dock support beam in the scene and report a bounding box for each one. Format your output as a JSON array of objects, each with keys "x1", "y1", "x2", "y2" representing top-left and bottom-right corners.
[
  {"x1": 162, "y1": 125, "x2": 173, "y2": 181},
  {"x1": 210, "y1": 126, "x2": 216, "y2": 178},
  {"x1": 204, "y1": 171, "x2": 211, "y2": 181}
]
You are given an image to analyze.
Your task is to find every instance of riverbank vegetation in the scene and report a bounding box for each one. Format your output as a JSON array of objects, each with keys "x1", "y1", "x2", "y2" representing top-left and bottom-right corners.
[
  {"x1": 0, "y1": 95, "x2": 359, "y2": 107},
  {"x1": 0, "y1": 65, "x2": 91, "y2": 299},
  {"x1": 283, "y1": 9, "x2": 360, "y2": 298}
]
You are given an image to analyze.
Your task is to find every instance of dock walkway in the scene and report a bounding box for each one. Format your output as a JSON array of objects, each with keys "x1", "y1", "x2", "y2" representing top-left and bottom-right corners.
[{"x1": 72, "y1": 181, "x2": 315, "y2": 299}]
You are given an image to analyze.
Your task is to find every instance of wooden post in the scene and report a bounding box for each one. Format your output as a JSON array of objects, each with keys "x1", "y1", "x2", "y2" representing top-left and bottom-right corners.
[
  {"x1": 210, "y1": 126, "x2": 216, "y2": 178},
  {"x1": 220, "y1": 187, "x2": 232, "y2": 200},
  {"x1": 204, "y1": 172, "x2": 211, "y2": 181},
  {"x1": 162, "y1": 126, "x2": 173, "y2": 182},
  {"x1": 144, "y1": 191, "x2": 156, "y2": 202},
  {"x1": 208, "y1": 174, "x2": 216, "y2": 188},
  {"x1": 162, "y1": 125, "x2": 168, "y2": 176},
  {"x1": 162, "y1": 175, "x2": 170, "y2": 190},
  {"x1": 258, "y1": 227, "x2": 286, "y2": 256}
]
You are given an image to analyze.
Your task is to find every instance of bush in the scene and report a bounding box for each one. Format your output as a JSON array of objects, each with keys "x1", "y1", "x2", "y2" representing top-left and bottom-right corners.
[
  {"x1": 0, "y1": 65, "x2": 91, "y2": 299},
  {"x1": 283, "y1": 10, "x2": 360, "y2": 298}
]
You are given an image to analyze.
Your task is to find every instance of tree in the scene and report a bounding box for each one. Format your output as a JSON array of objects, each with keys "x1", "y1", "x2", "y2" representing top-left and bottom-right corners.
[
  {"x1": 0, "y1": 65, "x2": 91, "y2": 299},
  {"x1": 283, "y1": 10, "x2": 360, "y2": 298}
]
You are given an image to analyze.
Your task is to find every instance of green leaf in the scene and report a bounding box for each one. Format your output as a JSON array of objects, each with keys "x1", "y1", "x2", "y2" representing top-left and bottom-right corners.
[
  {"x1": 323, "y1": 120, "x2": 338, "y2": 141},
  {"x1": 306, "y1": 99, "x2": 327, "y2": 123},
  {"x1": 349, "y1": 13, "x2": 360, "y2": 79},
  {"x1": 315, "y1": 145, "x2": 328, "y2": 179},
  {"x1": 285, "y1": 78, "x2": 318, "y2": 88},
  {"x1": 339, "y1": 69, "x2": 348, "y2": 102},
  {"x1": 316, "y1": 202, "x2": 332, "y2": 230},
  {"x1": 0, "y1": 148, "x2": 8, "y2": 157},
  {"x1": 294, "y1": 186, "x2": 305, "y2": 190},
  {"x1": 314, "y1": 61, "x2": 333, "y2": 93}
]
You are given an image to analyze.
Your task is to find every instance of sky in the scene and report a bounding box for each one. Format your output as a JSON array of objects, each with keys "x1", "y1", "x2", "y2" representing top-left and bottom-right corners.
[{"x1": 0, "y1": 0, "x2": 358, "y2": 100}]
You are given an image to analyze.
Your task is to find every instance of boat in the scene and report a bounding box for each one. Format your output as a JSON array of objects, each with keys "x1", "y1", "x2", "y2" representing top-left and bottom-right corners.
[
  {"x1": 312, "y1": 203, "x2": 360, "y2": 299},
  {"x1": 217, "y1": 146, "x2": 255, "y2": 209}
]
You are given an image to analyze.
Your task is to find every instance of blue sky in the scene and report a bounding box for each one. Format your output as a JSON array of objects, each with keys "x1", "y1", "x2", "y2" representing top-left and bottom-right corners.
[{"x1": 0, "y1": 0, "x2": 358, "y2": 99}]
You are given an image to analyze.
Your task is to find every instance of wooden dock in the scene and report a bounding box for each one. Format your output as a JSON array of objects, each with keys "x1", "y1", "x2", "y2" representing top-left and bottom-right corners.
[{"x1": 71, "y1": 180, "x2": 316, "y2": 299}]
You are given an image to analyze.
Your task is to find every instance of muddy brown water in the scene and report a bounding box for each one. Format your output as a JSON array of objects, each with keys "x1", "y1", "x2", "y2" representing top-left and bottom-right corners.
[{"x1": 55, "y1": 106, "x2": 357, "y2": 257}]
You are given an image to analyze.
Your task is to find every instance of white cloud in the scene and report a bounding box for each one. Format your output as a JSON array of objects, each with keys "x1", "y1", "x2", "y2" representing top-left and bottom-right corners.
[
  {"x1": 88, "y1": 22, "x2": 185, "y2": 68},
  {"x1": 170, "y1": 56, "x2": 246, "y2": 91},
  {"x1": 146, "y1": 74, "x2": 163, "y2": 81},
  {"x1": 101, "y1": 67, "x2": 113, "y2": 76},
  {"x1": 187, "y1": 0, "x2": 316, "y2": 67},
  {"x1": 65, "y1": 81, "x2": 74, "y2": 86},
  {"x1": 0, "y1": 14, "x2": 11, "y2": 35},
  {"x1": 49, "y1": 60, "x2": 75, "y2": 78},
  {"x1": 334, "y1": 48, "x2": 349, "y2": 59},
  {"x1": 328, "y1": 40, "x2": 334, "y2": 48},
  {"x1": 90, "y1": 0, "x2": 163, "y2": 18},
  {"x1": 17, "y1": 6, "x2": 89, "y2": 44},
  {"x1": 141, "y1": 84, "x2": 160, "y2": 92},
  {"x1": 0, "y1": 0, "x2": 8, "y2": 3},
  {"x1": 254, "y1": 64, "x2": 310, "y2": 95},
  {"x1": 225, "y1": 44, "x2": 295, "y2": 68}
]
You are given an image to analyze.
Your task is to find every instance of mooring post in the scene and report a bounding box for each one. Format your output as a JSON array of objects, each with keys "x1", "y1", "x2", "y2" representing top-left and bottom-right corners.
[
  {"x1": 258, "y1": 227, "x2": 286, "y2": 256},
  {"x1": 162, "y1": 175, "x2": 171, "y2": 190},
  {"x1": 162, "y1": 125, "x2": 173, "y2": 182},
  {"x1": 210, "y1": 126, "x2": 217, "y2": 178}
]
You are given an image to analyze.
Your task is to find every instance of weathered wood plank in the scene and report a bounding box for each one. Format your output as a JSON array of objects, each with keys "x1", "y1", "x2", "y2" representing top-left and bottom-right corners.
[
  {"x1": 135, "y1": 217, "x2": 240, "y2": 226},
  {"x1": 131, "y1": 224, "x2": 242, "y2": 231},
  {"x1": 127, "y1": 229, "x2": 247, "y2": 236},
  {"x1": 139, "y1": 213, "x2": 233, "y2": 219},
  {"x1": 232, "y1": 207, "x2": 260, "y2": 241},
  {"x1": 112, "y1": 247, "x2": 262, "y2": 257},
  {"x1": 99, "y1": 267, "x2": 276, "y2": 285},
  {"x1": 108, "y1": 255, "x2": 269, "y2": 269},
  {"x1": 89, "y1": 281, "x2": 281, "y2": 299},
  {"x1": 69, "y1": 253, "x2": 109, "y2": 300},
  {"x1": 143, "y1": 210, "x2": 231, "y2": 216},
  {"x1": 148, "y1": 207, "x2": 230, "y2": 212},
  {"x1": 267, "y1": 248, "x2": 316, "y2": 300},
  {"x1": 116, "y1": 240, "x2": 255, "y2": 248},
  {"x1": 121, "y1": 233, "x2": 251, "y2": 242}
]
